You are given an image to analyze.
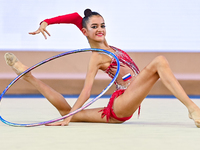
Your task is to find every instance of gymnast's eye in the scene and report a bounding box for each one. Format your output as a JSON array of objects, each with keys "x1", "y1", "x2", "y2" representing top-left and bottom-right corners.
[
  {"x1": 101, "y1": 25, "x2": 106, "y2": 28},
  {"x1": 91, "y1": 25, "x2": 97, "y2": 29}
]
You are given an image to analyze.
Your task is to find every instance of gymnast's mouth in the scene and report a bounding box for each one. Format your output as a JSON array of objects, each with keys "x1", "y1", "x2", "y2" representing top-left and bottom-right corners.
[{"x1": 96, "y1": 33, "x2": 104, "y2": 37}]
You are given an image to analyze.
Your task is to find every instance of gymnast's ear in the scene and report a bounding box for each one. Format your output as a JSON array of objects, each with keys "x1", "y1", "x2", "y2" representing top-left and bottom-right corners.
[{"x1": 81, "y1": 28, "x2": 88, "y2": 36}]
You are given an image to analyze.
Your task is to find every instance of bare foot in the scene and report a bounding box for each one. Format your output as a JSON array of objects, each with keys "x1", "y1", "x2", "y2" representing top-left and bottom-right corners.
[
  {"x1": 189, "y1": 109, "x2": 200, "y2": 128},
  {"x1": 4, "y1": 53, "x2": 29, "y2": 76}
]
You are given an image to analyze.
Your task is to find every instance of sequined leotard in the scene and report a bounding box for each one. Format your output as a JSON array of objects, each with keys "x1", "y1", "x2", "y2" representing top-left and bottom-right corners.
[{"x1": 99, "y1": 46, "x2": 140, "y2": 122}]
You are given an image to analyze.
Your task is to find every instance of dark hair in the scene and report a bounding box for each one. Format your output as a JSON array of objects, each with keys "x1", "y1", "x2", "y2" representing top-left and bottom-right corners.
[{"x1": 82, "y1": 9, "x2": 102, "y2": 28}]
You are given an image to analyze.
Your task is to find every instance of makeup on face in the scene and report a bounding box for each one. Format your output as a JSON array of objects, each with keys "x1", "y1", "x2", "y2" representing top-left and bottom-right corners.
[{"x1": 85, "y1": 16, "x2": 106, "y2": 41}]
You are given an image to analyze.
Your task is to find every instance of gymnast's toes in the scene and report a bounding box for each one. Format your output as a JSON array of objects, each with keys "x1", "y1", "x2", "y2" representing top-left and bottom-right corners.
[
  {"x1": 4, "y1": 53, "x2": 18, "y2": 66},
  {"x1": 195, "y1": 120, "x2": 200, "y2": 128}
]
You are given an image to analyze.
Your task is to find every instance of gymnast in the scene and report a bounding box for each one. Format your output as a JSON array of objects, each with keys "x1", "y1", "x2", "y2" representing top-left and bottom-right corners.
[{"x1": 4, "y1": 9, "x2": 200, "y2": 127}]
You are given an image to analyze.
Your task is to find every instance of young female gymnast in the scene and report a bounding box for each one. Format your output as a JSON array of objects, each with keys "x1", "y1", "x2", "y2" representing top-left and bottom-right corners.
[{"x1": 5, "y1": 9, "x2": 200, "y2": 127}]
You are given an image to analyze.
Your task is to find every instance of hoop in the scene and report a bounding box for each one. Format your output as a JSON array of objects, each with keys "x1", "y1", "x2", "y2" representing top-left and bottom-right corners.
[{"x1": 0, "y1": 48, "x2": 120, "y2": 127}]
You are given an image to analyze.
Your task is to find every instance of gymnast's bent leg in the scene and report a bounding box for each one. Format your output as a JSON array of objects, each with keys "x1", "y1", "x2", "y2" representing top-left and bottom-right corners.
[
  {"x1": 113, "y1": 56, "x2": 200, "y2": 127},
  {"x1": 4, "y1": 53, "x2": 71, "y2": 116}
]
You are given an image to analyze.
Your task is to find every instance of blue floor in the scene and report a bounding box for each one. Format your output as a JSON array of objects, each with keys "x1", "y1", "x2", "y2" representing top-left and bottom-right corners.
[{"x1": 2, "y1": 94, "x2": 200, "y2": 99}]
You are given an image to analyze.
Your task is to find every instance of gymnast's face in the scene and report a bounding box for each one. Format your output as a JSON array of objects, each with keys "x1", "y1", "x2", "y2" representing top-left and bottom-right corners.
[{"x1": 82, "y1": 15, "x2": 106, "y2": 42}]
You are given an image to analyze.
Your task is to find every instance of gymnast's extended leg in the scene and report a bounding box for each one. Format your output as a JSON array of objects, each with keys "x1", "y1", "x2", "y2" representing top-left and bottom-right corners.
[
  {"x1": 4, "y1": 53, "x2": 71, "y2": 116},
  {"x1": 4, "y1": 53, "x2": 123, "y2": 124},
  {"x1": 113, "y1": 55, "x2": 200, "y2": 127}
]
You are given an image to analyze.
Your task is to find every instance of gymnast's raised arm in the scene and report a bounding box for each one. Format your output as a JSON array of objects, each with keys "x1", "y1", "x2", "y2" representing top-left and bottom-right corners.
[{"x1": 29, "y1": 12, "x2": 83, "y2": 39}]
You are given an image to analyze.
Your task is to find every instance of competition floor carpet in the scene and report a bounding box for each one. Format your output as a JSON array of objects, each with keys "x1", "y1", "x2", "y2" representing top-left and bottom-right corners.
[{"x1": 0, "y1": 95, "x2": 200, "y2": 150}]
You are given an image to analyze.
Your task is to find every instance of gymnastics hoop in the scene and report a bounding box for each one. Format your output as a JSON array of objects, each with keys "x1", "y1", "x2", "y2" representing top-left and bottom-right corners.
[{"x1": 0, "y1": 48, "x2": 120, "y2": 127}]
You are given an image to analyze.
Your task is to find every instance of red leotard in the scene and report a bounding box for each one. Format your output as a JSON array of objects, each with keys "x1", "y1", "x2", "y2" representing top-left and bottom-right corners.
[{"x1": 99, "y1": 46, "x2": 141, "y2": 122}]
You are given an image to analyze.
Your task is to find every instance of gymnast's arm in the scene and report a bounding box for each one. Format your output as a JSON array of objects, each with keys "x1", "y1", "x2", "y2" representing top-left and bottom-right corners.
[
  {"x1": 29, "y1": 12, "x2": 83, "y2": 39},
  {"x1": 70, "y1": 52, "x2": 101, "y2": 113},
  {"x1": 46, "y1": 52, "x2": 102, "y2": 126}
]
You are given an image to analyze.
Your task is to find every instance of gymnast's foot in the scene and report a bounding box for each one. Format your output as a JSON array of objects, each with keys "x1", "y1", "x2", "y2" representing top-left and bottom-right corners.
[
  {"x1": 4, "y1": 53, "x2": 30, "y2": 76},
  {"x1": 188, "y1": 108, "x2": 200, "y2": 128}
]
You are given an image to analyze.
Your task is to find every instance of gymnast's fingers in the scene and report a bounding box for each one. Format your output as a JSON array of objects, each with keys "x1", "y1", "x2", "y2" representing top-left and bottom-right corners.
[
  {"x1": 29, "y1": 29, "x2": 41, "y2": 35},
  {"x1": 29, "y1": 29, "x2": 48, "y2": 39},
  {"x1": 44, "y1": 29, "x2": 51, "y2": 37},
  {"x1": 45, "y1": 121, "x2": 69, "y2": 126},
  {"x1": 29, "y1": 21, "x2": 49, "y2": 39},
  {"x1": 40, "y1": 30, "x2": 48, "y2": 39}
]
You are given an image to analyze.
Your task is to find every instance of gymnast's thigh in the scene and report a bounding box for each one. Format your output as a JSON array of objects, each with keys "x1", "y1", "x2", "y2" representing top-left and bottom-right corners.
[{"x1": 113, "y1": 70, "x2": 159, "y2": 118}]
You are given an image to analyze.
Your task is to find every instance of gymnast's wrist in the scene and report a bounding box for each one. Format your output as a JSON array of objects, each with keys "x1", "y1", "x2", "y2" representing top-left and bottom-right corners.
[{"x1": 39, "y1": 21, "x2": 49, "y2": 26}]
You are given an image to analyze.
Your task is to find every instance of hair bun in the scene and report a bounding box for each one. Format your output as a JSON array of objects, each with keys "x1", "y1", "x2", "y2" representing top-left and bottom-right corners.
[{"x1": 84, "y1": 9, "x2": 92, "y2": 17}]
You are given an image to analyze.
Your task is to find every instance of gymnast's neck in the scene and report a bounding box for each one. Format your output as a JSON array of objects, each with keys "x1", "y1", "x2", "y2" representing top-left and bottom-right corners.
[{"x1": 88, "y1": 39, "x2": 111, "y2": 51}]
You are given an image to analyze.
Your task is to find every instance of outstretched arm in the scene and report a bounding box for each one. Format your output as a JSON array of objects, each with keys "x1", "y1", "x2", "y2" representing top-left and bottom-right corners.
[
  {"x1": 29, "y1": 12, "x2": 83, "y2": 39},
  {"x1": 46, "y1": 52, "x2": 102, "y2": 126}
]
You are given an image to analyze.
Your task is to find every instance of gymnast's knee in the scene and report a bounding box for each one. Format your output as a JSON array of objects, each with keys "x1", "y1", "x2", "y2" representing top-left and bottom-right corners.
[{"x1": 154, "y1": 55, "x2": 170, "y2": 68}]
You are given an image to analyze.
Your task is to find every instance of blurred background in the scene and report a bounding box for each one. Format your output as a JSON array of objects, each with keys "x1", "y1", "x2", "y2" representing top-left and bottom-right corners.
[{"x1": 0, "y1": 0, "x2": 200, "y2": 95}]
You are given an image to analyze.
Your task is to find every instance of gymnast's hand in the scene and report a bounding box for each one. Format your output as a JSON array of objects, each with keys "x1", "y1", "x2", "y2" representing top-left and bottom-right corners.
[
  {"x1": 45, "y1": 116, "x2": 72, "y2": 126},
  {"x1": 29, "y1": 21, "x2": 50, "y2": 39}
]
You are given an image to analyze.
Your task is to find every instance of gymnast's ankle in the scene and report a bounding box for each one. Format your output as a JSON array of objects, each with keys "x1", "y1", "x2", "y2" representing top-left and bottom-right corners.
[{"x1": 4, "y1": 52, "x2": 29, "y2": 76}]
